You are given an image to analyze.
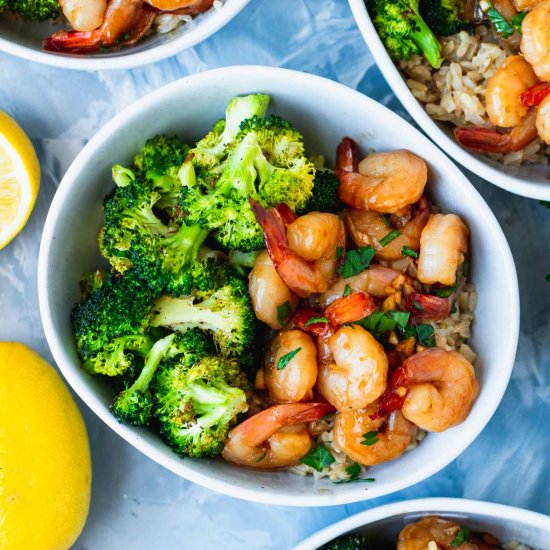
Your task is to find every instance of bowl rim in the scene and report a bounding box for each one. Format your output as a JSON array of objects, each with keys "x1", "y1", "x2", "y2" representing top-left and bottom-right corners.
[
  {"x1": 37, "y1": 65, "x2": 520, "y2": 506},
  {"x1": 347, "y1": 0, "x2": 550, "y2": 201},
  {"x1": 293, "y1": 497, "x2": 550, "y2": 549},
  {"x1": 0, "y1": 0, "x2": 250, "y2": 71}
]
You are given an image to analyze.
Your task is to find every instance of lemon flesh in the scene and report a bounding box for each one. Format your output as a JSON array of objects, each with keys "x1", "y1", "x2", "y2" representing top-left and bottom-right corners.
[
  {"x1": 0, "y1": 342, "x2": 91, "y2": 550},
  {"x1": 0, "y1": 112, "x2": 40, "y2": 249}
]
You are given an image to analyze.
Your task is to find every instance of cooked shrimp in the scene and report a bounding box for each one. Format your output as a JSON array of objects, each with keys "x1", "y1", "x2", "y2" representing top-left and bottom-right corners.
[
  {"x1": 320, "y1": 265, "x2": 403, "y2": 307},
  {"x1": 521, "y1": 82, "x2": 550, "y2": 107},
  {"x1": 250, "y1": 199, "x2": 345, "y2": 297},
  {"x1": 333, "y1": 406, "x2": 417, "y2": 467},
  {"x1": 263, "y1": 330, "x2": 318, "y2": 403},
  {"x1": 485, "y1": 56, "x2": 538, "y2": 128},
  {"x1": 324, "y1": 291, "x2": 377, "y2": 326},
  {"x1": 417, "y1": 213, "x2": 469, "y2": 286},
  {"x1": 221, "y1": 402, "x2": 335, "y2": 469},
  {"x1": 521, "y1": 0, "x2": 550, "y2": 82},
  {"x1": 336, "y1": 137, "x2": 428, "y2": 214},
  {"x1": 43, "y1": 0, "x2": 155, "y2": 53},
  {"x1": 512, "y1": 0, "x2": 542, "y2": 10},
  {"x1": 398, "y1": 516, "x2": 499, "y2": 550},
  {"x1": 345, "y1": 199, "x2": 430, "y2": 261},
  {"x1": 535, "y1": 93, "x2": 550, "y2": 144},
  {"x1": 454, "y1": 108, "x2": 539, "y2": 152},
  {"x1": 377, "y1": 348, "x2": 479, "y2": 432},
  {"x1": 145, "y1": 0, "x2": 213, "y2": 12},
  {"x1": 248, "y1": 251, "x2": 299, "y2": 329},
  {"x1": 58, "y1": 0, "x2": 107, "y2": 31},
  {"x1": 317, "y1": 325, "x2": 388, "y2": 411}
]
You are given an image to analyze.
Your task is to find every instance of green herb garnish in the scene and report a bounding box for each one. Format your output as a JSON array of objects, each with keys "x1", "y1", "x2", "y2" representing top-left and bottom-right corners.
[
  {"x1": 431, "y1": 281, "x2": 459, "y2": 298},
  {"x1": 361, "y1": 431, "x2": 380, "y2": 446},
  {"x1": 412, "y1": 301, "x2": 424, "y2": 312},
  {"x1": 379, "y1": 229, "x2": 401, "y2": 247},
  {"x1": 277, "y1": 347, "x2": 301, "y2": 370},
  {"x1": 300, "y1": 443, "x2": 335, "y2": 471},
  {"x1": 511, "y1": 11, "x2": 527, "y2": 33},
  {"x1": 346, "y1": 462, "x2": 362, "y2": 480},
  {"x1": 416, "y1": 324, "x2": 435, "y2": 347},
  {"x1": 401, "y1": 245, "x2": 418, "y2": 258},
  {"x1": 450, "y1": 527, "x2": 471, "y2": 547},
  {"x1": 304, "y1": 316, "x2": 329, "y2": 327},
  {"x1": 336, "y1": 246, "x2": 344, "y2": 260},
  {"x1": 343, "y1": 284, "x2": 352, "y2": 297},
  {"x1": 338, "y1": 246, "x2": 375, "y2": 278},
  {"x1": 277, "y1": 301, "x2": 291, "y2": 327},
  {"x1": 383, "y1": 213, "x2": 391, "y2": 227},
  {"x1": 486, "y1": 3, "x2": 515, "y2": 38},
  {"x1": 358, "y1": 311, "x2": 410, "y2": 338}
]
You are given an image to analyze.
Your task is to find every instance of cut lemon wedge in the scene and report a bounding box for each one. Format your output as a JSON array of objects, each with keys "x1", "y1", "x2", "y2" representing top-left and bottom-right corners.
[{"x1": 0, "y1": 111, "x2": 40, "y2": 249}]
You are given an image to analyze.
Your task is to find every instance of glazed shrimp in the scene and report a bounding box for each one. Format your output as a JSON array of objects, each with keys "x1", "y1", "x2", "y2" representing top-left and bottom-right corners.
[
  {"x1": 333, "y1": 406, "x2": 417, "y2": 467},
  {"x1": 417, "y1": 213, "x2": 469, "y2": 286},
  {"x1": 221, "y1": 402, "x2": 335, "y2": 469},
  {"x1": 263, "y1": 330, "x2": 318, "y2": 403},
  {"x1": 248, "y1": 251, "x2": 299, "y2": 329},
  {"x1": 145, "y1": 0, "x2": 213, "y2": 12},
  {"x1": 43, "y1": 0, "x2": 155, "y2": 53},
  {"x1": 377, "y1": 348, "x2": 479, "y2": 432},
  {"x1": 317, "y1": 325, "x2": 388, "y2": 411},
  {"x1": 336, "y1": 137, "x2": 428, "y2": 214},
  {"x1": 398, "y1": 516, "x2": 499, "y2": 550},
  {"x1": 250, "y1": 199, "x2": 345, "y2": 297},
  {"x1": 521, "y1": 0, "x2": 550, "y2": 82},
  {"x1": 58, "y1": 0, "x2": 107, "y2": 31},
  {"x1": 345, "y1": 198, "x2": 430, "y2": 261},
  {"x1": 512, "y1": 0, "x2": 542, "y2": 9}
]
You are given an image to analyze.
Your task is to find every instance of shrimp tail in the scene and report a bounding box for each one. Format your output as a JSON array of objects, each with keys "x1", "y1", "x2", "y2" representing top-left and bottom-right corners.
[
  {"x1": 406, "y1": 292, "x2": 452, "y2": 323},
  {"x1": 282, "y1": 402, "x2": 336, "y2": 424},
  {"x1": 521, "y1": 82, "x2": 550, "y2": 107},
  {"x1": 43, "y1": 30, "x2": 103, "y2": 53},
  {"x1": 325, "y1": 291, "x2": 377, "y2": 325},
  {"x1": 373, "y1": 367, "x2": 409, "y2": 419},
  {"x1": 272, "y1": 203, "x2": 298, "y2": 227},
  {"x1": 249, "y1": 198, "x2": 288, "y2": 266},
  {"x1": 335, "y1": 137, "x2": 360, "y2": 177},
  {"x1": 290, "y1": 307, "x2": 332, "y2": 337}
]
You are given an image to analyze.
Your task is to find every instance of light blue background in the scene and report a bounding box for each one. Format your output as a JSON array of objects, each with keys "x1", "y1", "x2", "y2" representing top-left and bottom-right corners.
[{"x1": 0, "y1": 1, "x2": 548, "y2": 548}]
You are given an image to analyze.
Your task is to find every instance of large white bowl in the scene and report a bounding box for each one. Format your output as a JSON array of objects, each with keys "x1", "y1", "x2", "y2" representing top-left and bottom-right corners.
[
  {"x1": 294, "y1": 498, "x2": 550, "y2": 549},
  {"x1": 348, "y1": 0, "x2": 550, "y2": 201},
  {"x1": 0, "y1": 0, "x2": 250, "y2": 70},
  {"x1": 38, "y1": 66, "x2": 519, "y2": 506}
]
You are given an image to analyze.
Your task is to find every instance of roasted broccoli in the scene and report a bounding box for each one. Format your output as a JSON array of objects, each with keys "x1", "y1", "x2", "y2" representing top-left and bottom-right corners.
[
  {"x1": 150, "y1": 266, "x2": 256, "y2": 357},
  {"x1": 72, "y1": 270, "x2": 158, "y2": 377},
  {"x1": 111, "y1": 330, "x2": 213, "y2": 426},
  {"x1": 153, "y1": 355, "x2": 250, "y2": 457},
  {"x1": 0, "y1": 0, "x2": 60, "y2": 20},
  {"x1": 299, "y1": 168, "x2": 343, "y2": 213},
  {"x1": 368, "y1": 0, "x2": 443, "y2": 68},
  {"x1": 320, "y1": 533, "x2": 371, "y2": 550},
  {"x1": 180, "y1": 94, "x2": 315, "y2": 251},
  {"x1": 419, "y1": 0, "x2": 471, "y2": 36}
]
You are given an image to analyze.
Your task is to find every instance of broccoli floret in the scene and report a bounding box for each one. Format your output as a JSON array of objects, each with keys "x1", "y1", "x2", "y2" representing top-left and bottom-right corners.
[
  {"x1": 111, "y1": 330, "x2": 213, "y2": 426},
  {"x1": 134, "y1": 135, "x2": 190, "y2": 175},
  {"x1": 180, "y1": 102, "x2": 315, "y2": 251},
  {"x1": 228, "y1": 250, "x2": 262, "y2": 276},
  {"x1": 150, "y1": 267, "x2": 256, "y2": 357},
  {"x1": 368, "y1": 0, "x2": 443, "y2": 68},
  {"x1": 419, "y1": 0, "x2": 471, "y2": 36},
  {"x1": 0, "y1": 0, "x2": 60, "y2": 20},
  {"x1": 153, "y1": 355, "x2": 250, "y2": 457},
  {"x1": 79, "y1": 269, "x2": 108, "y2": 299},
  {"x1": 72, "y1": 270, "x2": 158, "y2": 377},
  {"x1": 320, "y1": 533, "x2": 371, "y2": 550},
  {"x1": 299, "y1": 168, "x2": 343, "y2": 214}
]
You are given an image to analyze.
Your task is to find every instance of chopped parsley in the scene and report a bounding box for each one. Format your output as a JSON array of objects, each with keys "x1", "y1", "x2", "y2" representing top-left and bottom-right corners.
[
  {"x1": 336, "y1": 246, "x2": 344, "y2": 260},
  {"x1": 450, "y1": 527, "x2": 471, "y2": 547},
  {"x1": 358, "y1": 311, "x2": 410, "y2": 339},
  {"x1": 277, "y1": 347, "x2": 301, "y2": 370},
  {"x1": 343, "y1": 284, "x2": 352, "y2": 297},
  {"x1": 401, "y1": 245, "x2": 418, "y2": 258},
  {"x1": 431, "y1": 281, "x2": 458, "y2": 298},
  {"x1": 383, "y1": 213, "x2": 391, "y2": 227},
  {"x1": 277, "y1": 301, "x2": 291, "y2": 327},
  {"x1": 333, "y1": 463, "x2": 376, "y2": 484},
  {"x1": 379, "y1": 229, "x2": 401, "y2": 247},
  {"x1": 412, "y1": 301, "x2": 424, "y2": 312},
  {"x1": 361, "y1": 431, "x2": 380, "y2": 446},
  {"x1": 338, "y1": 246, "x2": 375, "y2": 278},
  {"x1": 304, "y1": 316, "x2": 329, "y2": 327},
  {"x1": 511, "y1": 11, "x2": 527, "y2": 33},
  {"x1": 486, "y1": 3, "x2": 516, "y2": 38},
  {"x1": 300, "y1": 443, "x2": 335, "y2": 471},
  {"x1": 416, "y1": 324, "x2": 435, "y2": 347},
  {"x1": 450, "y1": 301, "x2": 457, "y2": 314}
]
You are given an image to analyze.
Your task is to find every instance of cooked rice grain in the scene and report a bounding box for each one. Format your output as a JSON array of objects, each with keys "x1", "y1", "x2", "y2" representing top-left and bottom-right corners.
[{"x1": 155, "y1": 0, "x2": 224, "y2": 35}]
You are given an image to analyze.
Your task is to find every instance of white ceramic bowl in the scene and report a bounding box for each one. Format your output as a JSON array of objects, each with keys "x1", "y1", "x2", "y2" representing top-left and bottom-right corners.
[
  {"x1": 348, "y1": 0, "x2": 550, "y2": 200},
  {"x1": 295, "y1": 498, "x2": 550, "y2": 549},
  {"x1": 0, "y1": 0, "x2": 250, "y2": 70},
  {"x1": 38, "y1": 66, "x2": 519, "y2": 506}
]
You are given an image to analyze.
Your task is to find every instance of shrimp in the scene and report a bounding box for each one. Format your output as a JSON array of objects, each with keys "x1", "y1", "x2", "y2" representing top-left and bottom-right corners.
[
  {"x1": 521, "y1": 0, "x2": 550, "y2": 82},
  {"x1": 336, "y1": 137, "x2": 428, "y2": 214},
  {"x1": 521, "y1": 82, "x2": 550, "y2": 107},
  {"x1": 417, "y1": 213, "x2": 469, "y2": 286},
  {"x1": 263, "y1": 330, "x2": 318, "y2": 403},
  {"x1": 485, "y1": 56, "x2": 538, "y2": 128},
  {"x1": 317, "y1": 325, "x2": 388, "y2": 411},
  {"x1": 324, "y1": 291, "x2": 377, "y2": 326},
  {"x1": 398, "y1": 516, "x2": 499, "y2": 550},
  {"x1": 250, "y1": 199, "x2": 345, "y2": 298},
  {"x1": 248, "y1": 250, "x2": 298, "y2": 330},
  {"x1": 345, "y1": 198, "x2": 430, "y2": 261},
  {"x1": 377, "y1": 348, "x2": 479, "y2": 432},
  {"x1": 535, "y1": 93, "x2": 550, "y2": 144},
  {"x1": 221, "y1": 402, "x2": 335, "y2": 469},
  {"x1": 145, "y1": 0, "x2": 213, "y2": 12},
  {"x1": 333, "y1": 406, "x2": 417, "y2": 467},
  {"x1": 512, "y1": 0, "x2": 543, "y2": 10},
  {"x1": 43, "y1": 0, "x2": 155, "y2": 53},
  {"x1": 58, "y1": 0, "x2": 107, "y2": 31}
]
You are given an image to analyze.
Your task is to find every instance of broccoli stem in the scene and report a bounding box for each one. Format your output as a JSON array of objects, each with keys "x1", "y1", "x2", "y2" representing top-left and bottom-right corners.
[
  {"x1": 162, "y1": 223, "x2": 209, "y2": 264},
  {"x1": 221, "y1": 94, "x2": 270, "y2": 145},
  {"x1": 411, "y1": 13, "x2": 443, "y2": 68}
]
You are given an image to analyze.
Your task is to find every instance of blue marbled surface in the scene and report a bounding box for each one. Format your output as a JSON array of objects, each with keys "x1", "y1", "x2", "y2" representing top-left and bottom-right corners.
[{"x1": 0, "y1": 0, "x2": 548, "y2": 548}]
